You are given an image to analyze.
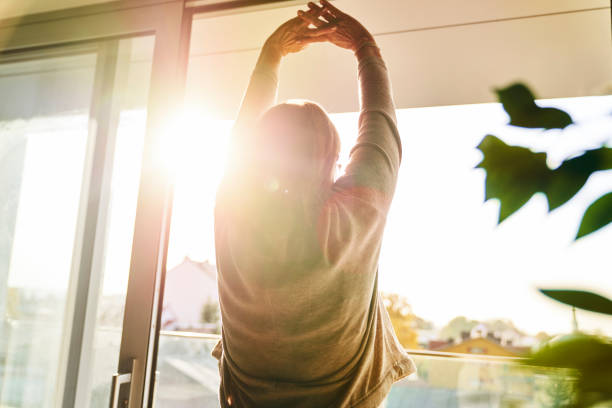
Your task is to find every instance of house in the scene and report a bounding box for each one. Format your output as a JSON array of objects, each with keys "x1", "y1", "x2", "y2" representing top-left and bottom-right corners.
[
  {"x1": 162, "y1": 257, "x2": 219, "y2": 331},
  {"x1": 435, "y1": 324, "x2": 530, "y2": 357},
  {"x1": 437, "y1": 336, "x2": 523, "y2": 357}
]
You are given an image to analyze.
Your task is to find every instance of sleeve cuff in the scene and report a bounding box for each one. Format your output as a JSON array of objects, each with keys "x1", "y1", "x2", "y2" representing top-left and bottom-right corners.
[{"x1": 357, "y1": 55, "x2": 387, "y2": 74}]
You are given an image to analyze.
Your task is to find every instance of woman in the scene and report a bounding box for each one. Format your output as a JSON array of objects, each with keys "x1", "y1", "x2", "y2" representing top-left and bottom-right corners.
[{"x1": 212, "y1": 2, "x2": 414, "y2": 406}]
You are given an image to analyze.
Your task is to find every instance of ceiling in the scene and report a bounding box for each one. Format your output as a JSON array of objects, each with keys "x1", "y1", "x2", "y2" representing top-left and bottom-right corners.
[{"x1": 185, "y1": 0, "x2": 612, "y2": 117}]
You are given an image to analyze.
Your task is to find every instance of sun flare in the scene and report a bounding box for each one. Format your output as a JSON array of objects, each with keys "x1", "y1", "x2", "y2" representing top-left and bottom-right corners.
[{"x1": 163, "y1": 107, "x2": 234, "y2": 268}]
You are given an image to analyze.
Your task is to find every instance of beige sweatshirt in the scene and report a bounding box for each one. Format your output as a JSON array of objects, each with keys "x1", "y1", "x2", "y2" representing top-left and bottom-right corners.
[{"x1": 212, "y1": 50, "x2": 415, "y2": 408}]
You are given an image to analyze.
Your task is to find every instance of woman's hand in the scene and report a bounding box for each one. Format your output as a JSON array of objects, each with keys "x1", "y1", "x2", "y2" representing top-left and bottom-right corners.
[
  {"x1": 262, "y1": 8, "x2": 337, "y2": 59},
  {"x1": 297, "y1": 1, "x2": 376, "y2": 53}
]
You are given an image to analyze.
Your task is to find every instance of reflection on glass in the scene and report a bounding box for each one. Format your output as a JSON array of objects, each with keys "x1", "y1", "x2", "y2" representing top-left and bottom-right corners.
[{"x1": 0, "y1": 52, "x2": 97, "y2": 407}]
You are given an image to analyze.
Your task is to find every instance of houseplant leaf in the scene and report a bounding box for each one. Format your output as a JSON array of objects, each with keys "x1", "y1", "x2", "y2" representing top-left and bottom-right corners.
[
  {"x1": 547, "y1": 149, "x2": 612, "y2": 210},
  {"x1": 539, "y1": 289, "x2": 612, "y2": 315},
  {"x1": 527, "y1": 334, "x2": 612, "y2": 408},
  {"x1": 477, "y1": 136, "x2": 612, "y2": 222},
  {"x1": 576, "y1": 192, "x2": 612, "y2": 239},
  {"x1": 496, "y1": 83, "x2": 573, "y2": 130},
  {"x1": 528, "y1": 333, "x2": 612, "y2": 368},
  {"x1": 476, "y1": 135, "x2": 550, "y2": 222}
]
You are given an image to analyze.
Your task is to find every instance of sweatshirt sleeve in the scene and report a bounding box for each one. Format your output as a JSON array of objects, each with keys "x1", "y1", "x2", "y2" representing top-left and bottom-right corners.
[
  {"x1": 317, "y1": 54, "x2": 401, "y2": 266},
  {"x1": 218, "y1": 61, "x2": 279, "y2": 207},
  {"x1": 231, "y1": 67, "x2": 279, "y2": 144},
  {"x1": 334, "y1": 54, "x2": 402, "y2": 200}
]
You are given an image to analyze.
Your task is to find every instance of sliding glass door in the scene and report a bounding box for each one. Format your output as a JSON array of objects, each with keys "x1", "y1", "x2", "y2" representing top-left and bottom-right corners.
[{"x1": 0, "y1": 2, "x2": 192, "y2": 407}]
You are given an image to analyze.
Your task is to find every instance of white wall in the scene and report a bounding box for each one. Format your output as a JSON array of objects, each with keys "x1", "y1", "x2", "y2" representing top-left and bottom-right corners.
[{"x1": 162, "y1": 258, "x2": 218, "y2": 329}]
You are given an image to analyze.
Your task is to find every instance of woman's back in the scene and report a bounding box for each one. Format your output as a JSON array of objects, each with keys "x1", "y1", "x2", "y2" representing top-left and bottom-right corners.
[
  {"x1": 214, "y1": 180, "x2": 409, "y2": 407},
  {"x1": 212, "y1": 2, "x2": 414, "y2": 406},
  {"x1": 215, "y1": 175, "x2": 386, "y2": 382}
]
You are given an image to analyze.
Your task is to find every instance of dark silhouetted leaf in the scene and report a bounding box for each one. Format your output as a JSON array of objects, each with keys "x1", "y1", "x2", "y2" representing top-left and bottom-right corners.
[
  {"x1": 540, "y1": 289, "x2": 612, "y2": 315},
  {"x1": 496, "y1": 83, "x2": 573, "y2": 130},
  {"x1": 548, "y1": 149, "x2": 612, "y2": 210},
  {"x1": 528, "y1": 333, "x2": 612, "y2": 369},
  {"x1": 576, "y1": 192, "x2": 612, "y2": 239},
  {"x1": 477, "y1": 135, "x2": 612, "y2": 223},
  {"x1": 526, "y1": 334, "x2": 612, "y2": 408},
  {"x1": 476, "y1": 135, "x2": 550, "y2": 222}
]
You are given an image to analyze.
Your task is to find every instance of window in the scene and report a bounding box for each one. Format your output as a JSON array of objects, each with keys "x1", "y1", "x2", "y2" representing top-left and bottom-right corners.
[{"x1": 156, "y1": 91, "x2": 608, "y2": 407}]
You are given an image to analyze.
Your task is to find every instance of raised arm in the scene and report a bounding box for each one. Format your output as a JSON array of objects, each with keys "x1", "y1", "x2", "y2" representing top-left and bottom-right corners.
[
  {"x1": 231, "y1": 11, "x2": 335, "y2": 142},
  {"x1": 230, "y1": 40, "x2": 280, "y2": 141},
  {"x1": 350, "y1": 38, "x2": 402, "y2": 196},
  {"x1": 299, "y1": 1, "x2": 401, "y2": 197},
  {"x1": 219, "y1": 8, "x2": 337, "y2": 205},
  {"x1": 295, "y1": 2, "x2": 400, "y2": 266}
]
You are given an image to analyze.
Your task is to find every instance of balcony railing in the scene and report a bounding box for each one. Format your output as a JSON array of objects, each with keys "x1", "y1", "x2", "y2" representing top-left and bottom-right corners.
[
  {"x1": 0, "y1": 321, "x2": 572, "y2": 408},
  {"x1": 155, "y1": 330, "x2": 572, "y2": 408}
]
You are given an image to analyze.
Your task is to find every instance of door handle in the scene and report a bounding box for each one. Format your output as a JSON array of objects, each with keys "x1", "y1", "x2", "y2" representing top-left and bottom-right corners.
[{"x1": 109, "y1": 359, "x2": 135, "y2": 408}]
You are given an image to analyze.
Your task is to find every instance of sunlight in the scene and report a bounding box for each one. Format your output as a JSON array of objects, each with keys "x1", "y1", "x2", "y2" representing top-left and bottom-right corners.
[
  {"x1": 161, "y1": 107, "x2": 232, "y2": 180},
  {"x1": 164, "y1": 106, "x2": 234, "y2": 268}
]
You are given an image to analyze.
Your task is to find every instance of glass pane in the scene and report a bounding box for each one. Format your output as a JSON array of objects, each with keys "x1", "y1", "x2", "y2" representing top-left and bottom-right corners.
[
  {"x1": 0, "y1": 52, "x2": 97, "y2": 407},
  {"x1": 83, "y1": 35, "x2": 155, "y2": 408}
]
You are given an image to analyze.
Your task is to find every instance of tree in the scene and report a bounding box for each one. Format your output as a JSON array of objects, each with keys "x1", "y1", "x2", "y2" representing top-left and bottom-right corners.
[
  {"x1": 439, "y1": 316, "x2": 478, "y2": 341},
  {"x1": 382, "y1": 292, "x2": 419, "y2": 349}
]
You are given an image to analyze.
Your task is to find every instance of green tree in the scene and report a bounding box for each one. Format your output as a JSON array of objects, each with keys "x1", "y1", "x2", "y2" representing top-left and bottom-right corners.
[
  {"x1": 200, "y1": 300, "x2": 220, "y2": 324},
  {"x1": 439, "y1": 316, "x2": 478, "y2": 341}
]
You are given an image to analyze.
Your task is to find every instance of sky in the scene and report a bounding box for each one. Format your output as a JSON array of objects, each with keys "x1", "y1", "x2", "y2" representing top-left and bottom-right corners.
[{"x1": 5, "y1": 95, "x2": 612, "y2": 337}]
